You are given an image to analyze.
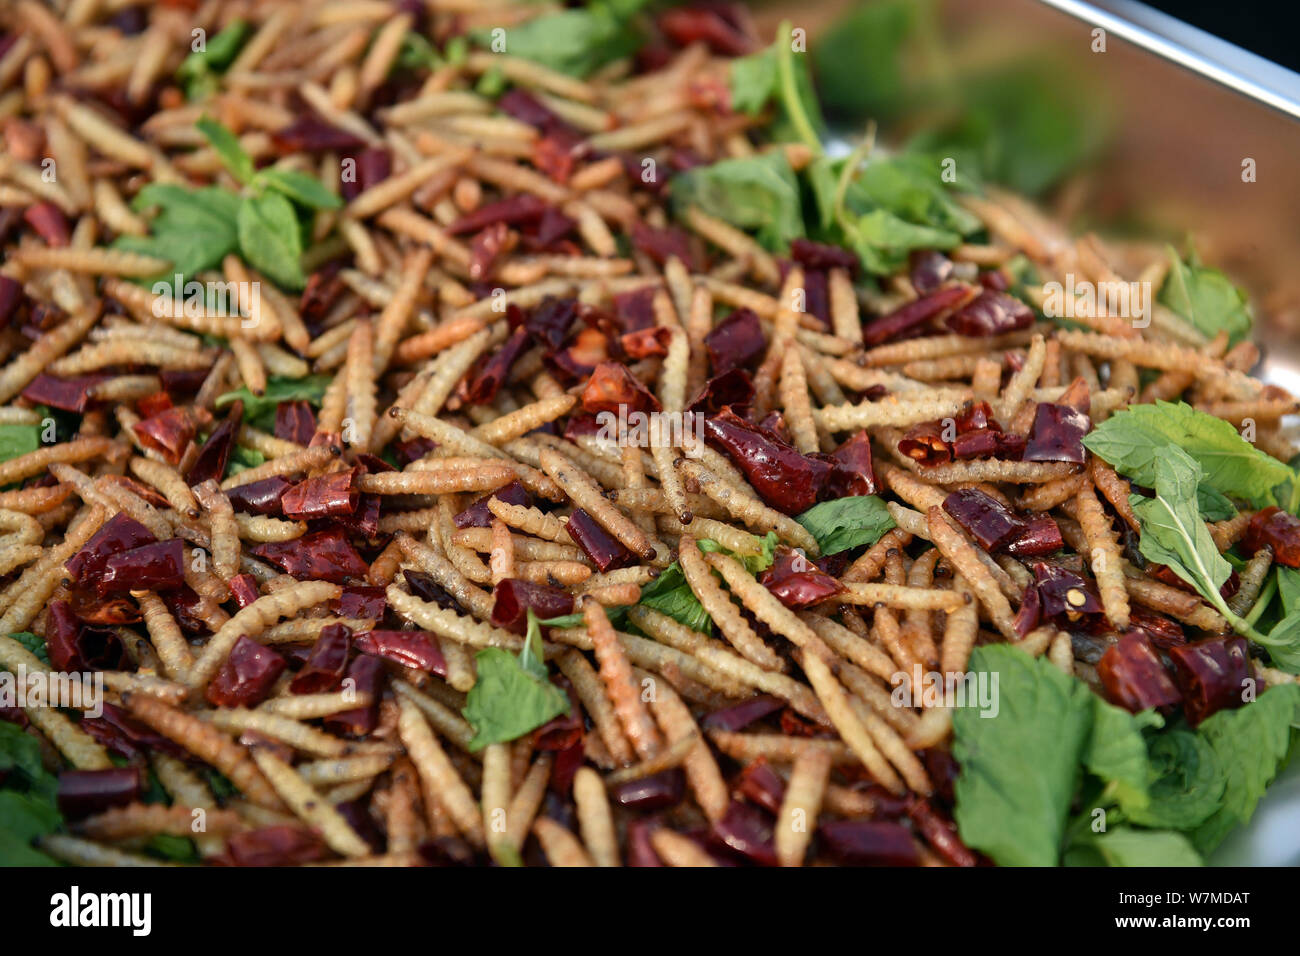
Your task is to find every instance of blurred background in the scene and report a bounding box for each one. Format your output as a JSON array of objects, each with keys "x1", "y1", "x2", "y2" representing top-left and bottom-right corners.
[{"x1": 748, "y1": 0, "x2": 1300, "y2": 381}]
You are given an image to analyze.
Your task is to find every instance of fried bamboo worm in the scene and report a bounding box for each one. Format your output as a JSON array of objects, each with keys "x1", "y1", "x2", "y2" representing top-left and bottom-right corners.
[
  {"x1": 708, "y1": 551, "x2": 840, "y2": 660},
  {"x1": 540, "y1": 447, "x2": 655, "y2": 560},
  {"x1": 678, "y1": 534, "x2": 784, "y2": 672},
  {"x1": 251, "y1": 749, "x2": 371, "y2": 858},
  {"x1": 573, "y1": 766, "x2": 620, "y2": 867},
  {"x1": 800, "y1": 651, "x2": 904, "y2": 795},
  {"x1": 643, "y1": 675, "x2": 729, "y2": 823},
  {"x1": 583, "y1": 598, "x2": 663, "y2": 760},
  {"x1": 123, "y1": 693, "x2": 283, "y2": 811},
  {"x1": 390, "y1": 406, "x2": 563, "y2": 500},
  {"x1": 1076, "y1": 478, "x2": 1131, "y2": 630},
  {"x1": 186, "y1": 581, "x2": 341, "y2": 691},
  {"x1": 533, "y1": 817, "x2": 595, "y2": 867},
  {"x1": 775, "y1": 748, "x2": 833, "y2": 867},
  {"x1": 925, "y1": 507, "x2": 1017, "y2": 640},
  {"x1": 397, "y1": 695, "x2": 485, "y2": 847},
  {"x1": 676, "y1": 459, "x2": 819, "y2": 555},
  {"x1": 555, "y1": 649, "x2": 636, "y2": 767}
]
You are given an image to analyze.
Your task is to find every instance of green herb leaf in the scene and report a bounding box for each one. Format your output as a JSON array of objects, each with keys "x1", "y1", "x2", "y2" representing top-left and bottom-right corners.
[
  {"x1": 0, "y1": 721, "x2": 63, "y2": 866},
  {"x1": 637, "y1": 560, "x2": 711, "y2": 633},
  {"x1": 842, "y1": 207, "x2": 961, "y2": 276},
  {"x1": 145, "y1": 834, "x2": 200, "y2": 863},
  {"x1": 176, "y1": 20, "x2": 250, "y2": 101},
  {"x1": 395, "y1": 32, "x2": 443, "y2": 73},
  {"x1": 226, "y1": 445, "x2": 266, "y2": 477},
  {"x1": 795, "y1": 495, "x2": 896, "y2": 555},
  {"x1": 197, "y1": 116, "x2": 255, "y2": 184},
  {"x1": 728, "y1": 21, "x2": 825, "y2": 152},
  {"x1": 462, "y1": 646, "x2": 570, "y2": 752},
  {"x1": 1065, "y1": 826, "x2": 1202, "y2": 867},
  {"x1": 1255, "y1": 609, "x2": 1300, "y2": 673},
  {"x1": 1129, "y1": 447, "x2": 1245, "y2": 635},
  {"x1": 1126, "y1": 729, "x2": 1224, "y2": 831},
  {"x1": 236, "y1": 190, "x2": 305, "y2": 290},
  {"x1": 1190, "y1": 684, "x2": 1300, "y2": 853},
  {"x1": 842, "y1": 154, "x2": 982, "y2": 235},
  {"x1": 0, "y1": 423, "x2": 41, "y2": 464},
  {"x1": 520, "y1": 611, "x2": 548, "y2": 681},
  {"x1": 1083, "y1": 700, "x2": 1162, "y2": 816},
  {"x1": 215, "y1": 374, "x2": 330, "y2": 432},
  {"x1": 470, "y1": 0, "x2": 648, "y2": 78},
  {"x1": 0, "y1": 792, "x2": 62, "y2": 866},
  {"x1": 952, "y1": 645, "x2": 1095, "y2": 866},
  {"x1": 9, "y1": 631, "x2": 49, "y2": 666},
  {"x1": 806, "y1": 153, "x2": 978, "y2": 276},
  {"x1": 254, "y1": 168, "x2": 342, "y2": 210},
  {"x1": 1084, "y1": 401, "x2": 1291, "y2": 509},
  {"x1": 116, "y1": 183, "x2": 241, "y2": 281},
  {"x1": 671, "y1": 151, "x2": 805, "y2": 251},
  {"x1": 536, "y1": 612, "x2": 586, "y2": 629},
  {"x1": 1159, "y1": 245, "x2": 1253, "y2": 345}
]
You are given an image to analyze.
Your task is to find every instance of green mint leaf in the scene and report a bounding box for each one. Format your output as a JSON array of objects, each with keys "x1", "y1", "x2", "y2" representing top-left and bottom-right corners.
[
  {"x1": 226, "y1": 445, "x2": 266, "y2": 477},
  {"x1": 1159, "y1": 244, "x2": 1253, "y2": 345},
  {"x1": 1083, "y1": 700, "x2": 1163, "y2": 815},
  {"x1": 236, "y1": 191, "x2": 305, "y2": 290},
  {"x1": 8, "y1": 631, "x2": 49, "y2": 666},
  {"x1": 462, "y1": 647, "x2": 570, "y2": 751},
  {"x1": 197, "y1": 116, "x2": 255, "y2": 185},
  {"x1": 728, "y1": 47, "x2": 777, "y2": 116},
  {"x1": 637, "y1": 560, "x2": 711, "y2": 633},
  {"x1": 1130, "y1": 447, "x2": 1240, "y2": 630},
  {"x1": 0, "y1": 792, "x2": 62, "y2": 866},
  {"x1": 841, "y1": 207, "x2": 961, "y2": 276},
  {"x1": 1065, "y1": 826, "x2": 1202, "y2": 867},
  {"x1": 117, "y1": 183, "x2": 240, "y2": 280},
  {"x1": 842, "y1": 153, "x2": 983, "y2": 235},
  {"x1": 671, "y1": 151, "x2": 805, "y2": 251},
  {"x1": 254, "y1": 168, "x2": 343, "y2": 211},
  {"x1": 1125, "y1": 729, "x2": 1225, "y2": 831},
  {"x1": 395, "y1": 32, "x2": 442, "y2": 73},
  {"x1": 469, "y1": 0, "x2": 648, "y2": 78},
  {"x1": 1084, "y1": 401, "x2": 1291, "y2": 509},
  {"x1": 216, "y1": 373, "x2": 330, "y2": 432},
  {"x1": 729, "y1": 21, "x2": 825, "y2": 152},
  {"x1": 1255, "y1": 610, "x2": 1300, "y2": 673},
  {"x1": 1191, "y1": 684, "x2": 1300, "y2": 853},
  {"x1": 520, "y1": 611, "x2": 548, "y2": 681},
  {"x1": 795, "y1": 495, "x2": 896, "y2": 555},
  {"x1": 952, "y1": 644, "x2": 1095, "y2": 866},
  {"x1": 145, "y1": 834, "x2": 200, "y2": 863},
  {"x1": 176, "y1": 20, "x2": 250, "y2": 100},
  {"x1": 0, "y1": 423, "x2": 42, "y2": 464},
  {"x1": 536, "y1": 612, "x2": 586, "y2": 629}
]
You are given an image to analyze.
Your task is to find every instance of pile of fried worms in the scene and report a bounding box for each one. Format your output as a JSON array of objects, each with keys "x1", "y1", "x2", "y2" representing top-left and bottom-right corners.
[{"x1": 1, "y1": 0, "x2": 1299, "y2": 868}]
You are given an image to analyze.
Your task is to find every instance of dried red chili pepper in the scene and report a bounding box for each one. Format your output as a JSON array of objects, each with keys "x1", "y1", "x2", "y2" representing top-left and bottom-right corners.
[{"x1": 1097, "y1": 633, "x2": 1182, "y2": 714}]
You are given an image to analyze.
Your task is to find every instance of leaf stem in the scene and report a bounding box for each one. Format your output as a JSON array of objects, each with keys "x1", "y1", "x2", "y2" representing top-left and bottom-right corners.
[{"x1": 774, "y1": 20, "x2": 822, "y2": 156}]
